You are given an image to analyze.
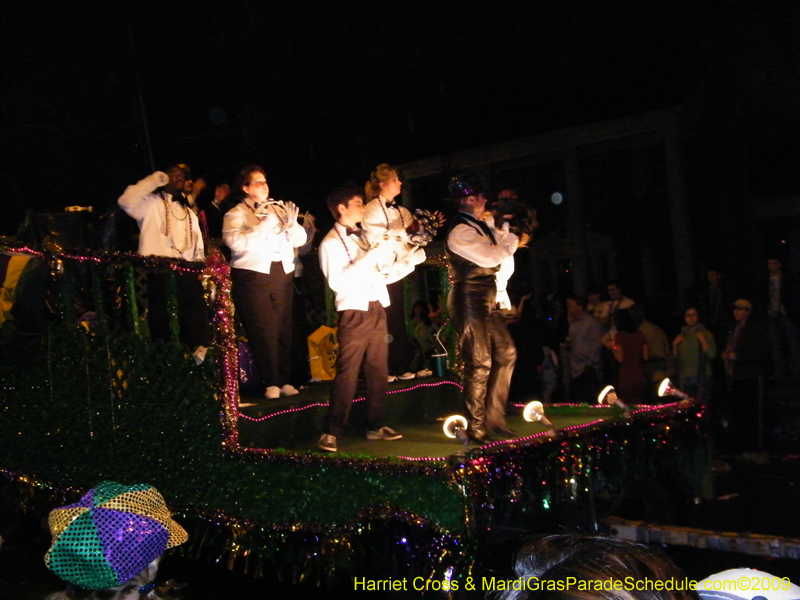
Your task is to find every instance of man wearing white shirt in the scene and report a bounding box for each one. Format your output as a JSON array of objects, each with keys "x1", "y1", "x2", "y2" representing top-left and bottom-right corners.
[
  {"x1": 446, "y1": 174, "x2": 519, "y2": 443},
  {"x1": 117, "y1": 166, "x2": 211, "y2": 349},
  {"x1": 317, "y1": 183, "x2": 415, "y2": 452},
  {"x1": 223, "y1": 166, "x2": 307, "y2": 399}
]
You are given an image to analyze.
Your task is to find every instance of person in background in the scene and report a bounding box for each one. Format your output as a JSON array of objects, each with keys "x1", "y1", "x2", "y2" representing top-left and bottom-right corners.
[
  {"x1": 203, "y1": 181, "x2": 232, "y2": 241},
  {"x1": 694, "y1": 265, "x2": 735, "y2": 402},
  {"x1": 721, "y1": 298, "x2": 771, "y2": 455},
  {"x1": 223, "y1": 165, "x2": 307, "y2": 399},
  {"x1": 586, "y1": 284, "x2": 608, "y2": 326},
  {"x1": 606, "y1": 281, "x2": 635, "y2": 323},
  {"x1": 176, "y1": 163, "x2": 201, "y2": 211},
  {"x1": 606, "y1": 308, "x2": 648, "y2": 405},
  {"x1": 672, "y1": 306, "x2": 716, "y2": 402},
  {"x1": 764, "y1": 256, "x2": 800, "y2": 381},
  {"x1": 695, "y1": 266, "x2": 735, "y2": 343},
  {"x1": 176, "y1": 164, "x2": 210, "y2": 249},
  {"x1": 631, "y1": 304, "x2": 674, "y2": 401},
  {"x1": 565, "y1": 295, "x2": 604, "y2": 404},
  {"x1": 44, "y1": 481, "x2": 187, "y2": 600},
  {"x1": 409, "y1": 299, "x2": 437, "y2": 374}
]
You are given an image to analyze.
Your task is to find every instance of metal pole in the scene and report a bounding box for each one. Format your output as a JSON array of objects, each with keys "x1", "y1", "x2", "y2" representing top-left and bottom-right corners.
[{"x1": 125, "y1": 15, "x2": 155, "y2": 172}]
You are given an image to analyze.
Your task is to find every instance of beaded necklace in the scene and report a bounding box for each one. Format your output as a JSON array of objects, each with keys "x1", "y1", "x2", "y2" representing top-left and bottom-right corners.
[
  {"x1": 243, "y1": 198, "x2": 260, "y2": 217},
  {"x1": 161, "y1": 193, "x2": 193, "y2": 254},
  {"x1": 334, "y1": 223, "x2": 367, "y2": 264},
  {"x1": 378, "y1": 195, "x2": 405, "y2": 230}
]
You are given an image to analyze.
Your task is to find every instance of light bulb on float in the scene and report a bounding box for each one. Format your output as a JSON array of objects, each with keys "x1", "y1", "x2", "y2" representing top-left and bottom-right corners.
[
  {"x1": 523, "y1": 400, "x2": 555, "y2": 429},
  {"x1": 597, "y1": 385, "x2": 631, "y2": 418},
  {"x1": 657, "y1": 378, "x2": 689, "y2": 400},
  {"x1": 442, "y1": 415, "x2": 470, "y2": 444}
]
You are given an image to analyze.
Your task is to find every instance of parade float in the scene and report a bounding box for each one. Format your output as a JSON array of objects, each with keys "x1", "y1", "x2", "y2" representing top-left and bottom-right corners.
[{"x1": 0, "y1": 236, "x2": 710, "y2": 589}]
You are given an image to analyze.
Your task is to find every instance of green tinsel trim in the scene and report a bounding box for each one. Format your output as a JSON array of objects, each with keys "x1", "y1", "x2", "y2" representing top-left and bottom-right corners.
[
  {"x1": 123, "y1": 265, "x2": 140, "y2": 338},
  {"x1": 165, "y1": 269, "x2": 179, "y2": 344}
]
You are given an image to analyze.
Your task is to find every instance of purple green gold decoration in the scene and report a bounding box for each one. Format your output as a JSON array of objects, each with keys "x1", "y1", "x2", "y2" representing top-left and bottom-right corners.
[{"x1": 0, "y1": 242, "x2": 711, "y2": 588}]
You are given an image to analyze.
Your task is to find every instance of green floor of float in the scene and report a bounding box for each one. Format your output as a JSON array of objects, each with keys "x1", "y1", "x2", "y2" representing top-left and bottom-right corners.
[{"x1": 237, "y1": 378, "x2": 623, "y2": 457}]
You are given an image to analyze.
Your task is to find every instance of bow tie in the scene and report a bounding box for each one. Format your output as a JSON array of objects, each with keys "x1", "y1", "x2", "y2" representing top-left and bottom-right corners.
[
  {"x1": 345, "y1": 226, "x2": 361, "y2": 237},
  {"x1": 385, "y1": 200, "x2": 397, "y2": 209}
]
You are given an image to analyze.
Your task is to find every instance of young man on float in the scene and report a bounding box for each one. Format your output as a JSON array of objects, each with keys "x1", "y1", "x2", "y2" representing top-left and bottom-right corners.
[{"x1": 316, "y1": 183, "x2": 417, "y2": 452}]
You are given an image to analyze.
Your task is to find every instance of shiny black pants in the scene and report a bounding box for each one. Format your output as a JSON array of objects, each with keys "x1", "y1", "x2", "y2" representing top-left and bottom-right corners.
[{"x1": 449, "y1": 284, "x2": 517, "y2": 438}]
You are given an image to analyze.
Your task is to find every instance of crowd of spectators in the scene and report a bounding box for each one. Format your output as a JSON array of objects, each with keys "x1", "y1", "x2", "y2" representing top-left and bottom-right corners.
[{"x1": 507, "y1": 260, "x2": 799, "y2": 458}]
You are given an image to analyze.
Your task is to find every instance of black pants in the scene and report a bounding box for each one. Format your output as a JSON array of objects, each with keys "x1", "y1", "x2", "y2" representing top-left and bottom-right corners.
[
  {"x1": 449, "y1": 283, "x2": 517, "y2": 437},
  {"x1": 147, "y1": 271, "x2": 211, "y2": 348},
  {"x1": 728, "y1": 375, "x2": 762, "y2": 453},
  {"x1": 231, "y1": 266, "x2": 294, "y2": 388},
  {"x1": 323, "y1": 302, "x2": 388, "y2": 437},
  {"x1": 570, "y1": 366, "x2": 600, "y2": 404}
]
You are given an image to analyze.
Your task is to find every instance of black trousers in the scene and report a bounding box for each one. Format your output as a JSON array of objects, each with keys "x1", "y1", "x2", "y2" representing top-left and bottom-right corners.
[
  {"x1": 231, "y1": 265, "x2": 294, "y2": 388},
  {"x1": 323, "y1": 302, "x2": 388, "y2": 437},
  {"x1": 728, "y1": 375, "x2": 762, "y2": 453},
  {"x1": 449, "y1": 283, "x2": 517, "y2": 437},
  {"x1": 570, "y1": 366, "x2": 600, "y2": 404},
  {"x1": 147, "y1": 271, "x2": 211, "y2": 348}
]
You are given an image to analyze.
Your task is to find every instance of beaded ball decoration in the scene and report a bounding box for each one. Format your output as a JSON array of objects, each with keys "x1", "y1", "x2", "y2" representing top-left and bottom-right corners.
[{"x1": 45, "y1": 481, "x2": 187, "y2": 590}]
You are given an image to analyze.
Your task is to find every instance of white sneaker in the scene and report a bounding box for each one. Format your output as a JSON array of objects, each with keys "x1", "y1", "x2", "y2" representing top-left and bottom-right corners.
[
  {"x1": 265, "y1": 386, "x2": 281, "y2": 399},
  {"x1": 416, "y1": 369, "x2": 433, "y2": 378},
  {"x1": 318, "y1": 433, "x2": 337, "y2": 452},
  {"x1": 387, "y1": 375, "x2": 397, "y2": 383},
  {"x1": 366, "y1": 426, "x2": 403, "y2": 441},
  {"x1": 280, "y1": 384, "x2": 299, "y2": 396},
  {"x1": 398, "y1": 372, "x2": 416, "y2": 380}
]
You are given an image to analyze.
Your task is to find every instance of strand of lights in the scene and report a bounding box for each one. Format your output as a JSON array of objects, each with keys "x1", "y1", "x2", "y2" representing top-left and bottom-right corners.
[
  {"x1": 630, "y1": 402, "x2": 680, "y2": 415},
  {"x1": 510, "y1": 402, "x2": 612, "y2": 409},
  {"x1": 238, "y1": 380, "x2": 465, "y2": 421},
  {"x1": 560, "y1": 419, "x2": 606, "y2": 431}
]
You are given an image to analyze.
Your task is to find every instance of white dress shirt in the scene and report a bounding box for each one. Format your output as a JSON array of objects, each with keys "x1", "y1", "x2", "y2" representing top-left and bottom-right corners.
[
  {"x1": 118, "y1": 172, "x2": 205, "y2": 261},
  {"x1": 362, "y1": 195, "x2": 414, "y2": 245},
  {"x1": 446, "y1": 212, "x2": 519, "y2": 268},
  {"x1": 223, "y1": 201, "x2": 307, "y2": 274},
  {"x1": 494, "y1": 254, "x2": 516, "y2": 310},
  {"x1": 319, "y1": 222, "x2": 416, "y2": 312},
  {"x1": 361, "y1": 195, "x2": 425, "y2": 272}
]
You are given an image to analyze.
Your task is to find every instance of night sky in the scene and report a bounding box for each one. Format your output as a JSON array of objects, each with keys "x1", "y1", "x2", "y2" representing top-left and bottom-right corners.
[{"x1": 1, "y1": 1, "x2": 796, "y2": 239}]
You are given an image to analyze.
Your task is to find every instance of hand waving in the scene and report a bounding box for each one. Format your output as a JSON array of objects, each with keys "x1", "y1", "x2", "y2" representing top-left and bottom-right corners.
[{"x1": 283, "y1": 201, "x2": 300, "y2": 227}]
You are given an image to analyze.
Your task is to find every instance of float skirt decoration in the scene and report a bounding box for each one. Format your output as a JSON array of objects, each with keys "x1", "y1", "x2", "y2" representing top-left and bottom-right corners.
[{"x1": 0, "y1": 244, "x2": 711, "y2": 588}]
